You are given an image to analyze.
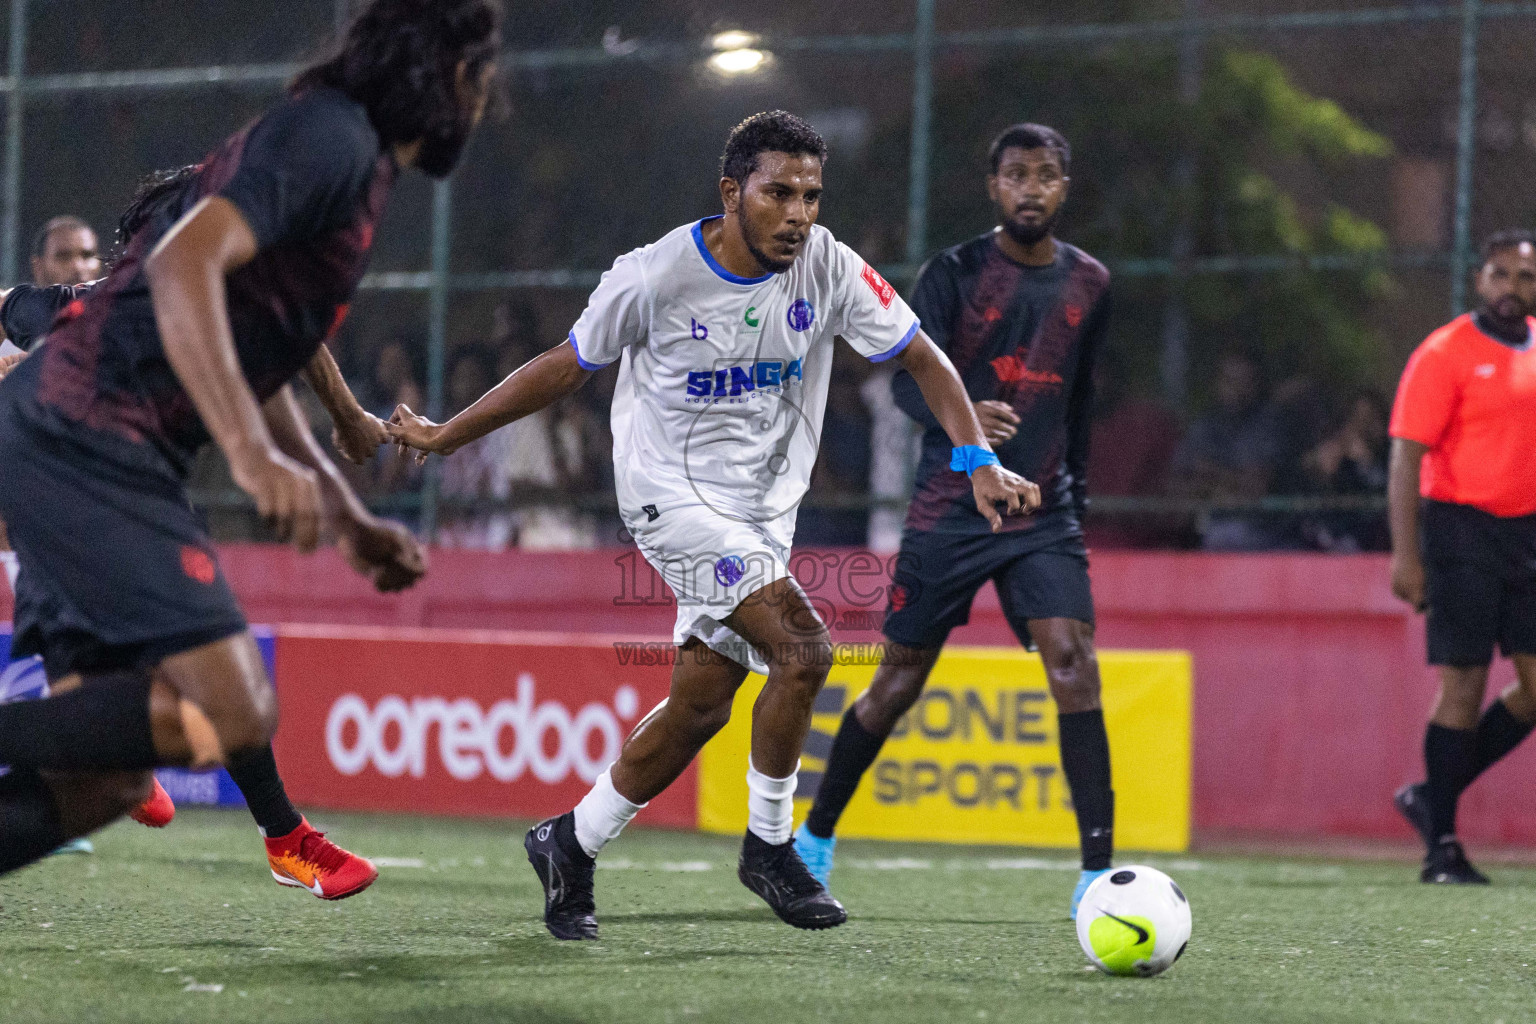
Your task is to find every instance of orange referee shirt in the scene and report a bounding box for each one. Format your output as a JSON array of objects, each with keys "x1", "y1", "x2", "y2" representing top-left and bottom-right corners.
[{"x1": 1390, "y1": 313, "x2": 1536, "y2": 518}]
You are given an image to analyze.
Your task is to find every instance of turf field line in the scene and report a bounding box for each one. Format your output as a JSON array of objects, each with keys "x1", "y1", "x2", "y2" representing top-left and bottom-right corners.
[
  {"x1": 370, "y1": 857, "x2": 427, "y2": 868},
  {"x1": 843, "y1": 857, "x2": 934, "y2": 870},
  {"x1": 595, "y1": 858, "x2": 716, "y2": 872}
]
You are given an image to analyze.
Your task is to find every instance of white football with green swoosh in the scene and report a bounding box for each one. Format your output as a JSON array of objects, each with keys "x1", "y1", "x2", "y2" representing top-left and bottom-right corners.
[{"x1": 1075, "y1": 865, "x2": 1192, "y2": 977}]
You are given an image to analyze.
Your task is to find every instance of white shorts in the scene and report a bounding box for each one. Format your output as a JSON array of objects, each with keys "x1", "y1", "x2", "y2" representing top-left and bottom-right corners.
[{"x1": 625, "y1": 503, "x2": 793, "y2": 676}]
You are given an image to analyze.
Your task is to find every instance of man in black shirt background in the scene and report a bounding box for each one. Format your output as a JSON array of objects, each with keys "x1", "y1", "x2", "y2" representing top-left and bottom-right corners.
[{"x1": 796, "y1": 124, "x2": 1118, "y2": 918}]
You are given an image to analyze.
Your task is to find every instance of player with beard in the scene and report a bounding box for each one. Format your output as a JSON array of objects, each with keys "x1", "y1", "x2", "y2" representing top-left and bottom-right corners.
[
  {"x1": 1391, "y1": 230, "x2": 1536, "y2": 884},
  {"x1": 387, "y1": 110, "x2": 1041, "y2": 940},
  {"x1": 0, "y1": 0, "x2": 498, "y2": 886},
  {"x1": 793, "y1": 123, "x2": 1119, "y2": 919},
  {"x1": 0, "y1": 165, "x2": 400, "y2": 887}
]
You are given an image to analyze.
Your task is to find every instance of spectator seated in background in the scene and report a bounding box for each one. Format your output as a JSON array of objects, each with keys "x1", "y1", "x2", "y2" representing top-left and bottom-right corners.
[
  {"x1": 1084, "y1": 355, "x2": 1182, "y2": 548},
  {"x1": 437, "y1": 344, "x2": 515, "y2": 548},
  {"x1": 798, "y1": 344, "x2": 874, "y2": 547},
  {"x1": 1281, "y1": 389, "x2": 1391, "y2": 552},
  {"x1": 361, "y1": 337, "x2": 427, "y2": 502},
  {"x1": 436, "y1": 341, "x2": 600, "y2": 550},
  {"x1": 1169, "y1": 351, "x2": 1284, "y2": 550},
  {"x1": 364, "y1": 336, "x2": 427, "y2": 421}
]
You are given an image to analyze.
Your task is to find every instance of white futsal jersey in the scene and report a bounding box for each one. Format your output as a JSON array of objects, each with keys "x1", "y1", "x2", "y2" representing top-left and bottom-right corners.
[
  {"x1": 570, "y1": 216, "x2": 919, "y2": 548},
  {"x1": 567, "y1": 217, "x2": 920, "y2": 670}
]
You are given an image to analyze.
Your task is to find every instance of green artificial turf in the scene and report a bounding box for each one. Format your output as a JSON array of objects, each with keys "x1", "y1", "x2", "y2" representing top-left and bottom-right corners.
[{"x1": 0, "y1": 807, "x2": 1529, "y2": 1023}]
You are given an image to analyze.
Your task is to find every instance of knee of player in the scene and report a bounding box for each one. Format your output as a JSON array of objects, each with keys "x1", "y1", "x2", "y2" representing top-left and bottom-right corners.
[
  {"x1": 209, "y1": 693, "x2": 279, "y2": 755},
  {"x1": 697, "y1": 699, "x2": 735, "y2": 739},
  {"x1": 1044, "y1": 641, "x2": 1099, "y2": 707},
  {"x1": 865, "y1": 672, "x2": 925, "y2": 723},
  {"x1": 774, "y1": 637, "x2": 832, "y2": 692},
  {"x1": 674, "y1": 695, "x2": 734, "y2": 742}
]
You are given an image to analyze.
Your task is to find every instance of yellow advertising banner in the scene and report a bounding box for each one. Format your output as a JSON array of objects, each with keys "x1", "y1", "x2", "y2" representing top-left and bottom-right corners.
[{"x1": 697, "y1": 647, "x2": 1191, "y2": 851}]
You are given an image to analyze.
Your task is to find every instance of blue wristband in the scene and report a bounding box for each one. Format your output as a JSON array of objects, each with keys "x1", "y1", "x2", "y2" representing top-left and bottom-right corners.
[{"x1": 950, "y1": 445, "x2": 1000, "y2": 476}]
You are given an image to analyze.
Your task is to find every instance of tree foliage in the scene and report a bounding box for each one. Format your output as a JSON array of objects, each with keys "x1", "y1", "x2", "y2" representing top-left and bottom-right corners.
[{"x1": 919, "y1": 44, "x2": 1395, "y2": 409}]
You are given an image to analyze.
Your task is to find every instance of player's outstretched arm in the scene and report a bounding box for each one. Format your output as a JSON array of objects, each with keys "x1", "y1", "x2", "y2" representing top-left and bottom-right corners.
[
  {"x1": 386, "y1": 339, "x2": 592, "y2": 459},
  {"x1": 146, "y1": 195, "x2": 322, "y2": 546},
  {"x1": 895, "y1": 331, "x2": 1042, "y2": 531},
  {"x1": 262, "y1": 384, "x2": 425, "y2": 590},
  {"x1": 303, "y1": 344, "x2": 388, "y2": 465}
]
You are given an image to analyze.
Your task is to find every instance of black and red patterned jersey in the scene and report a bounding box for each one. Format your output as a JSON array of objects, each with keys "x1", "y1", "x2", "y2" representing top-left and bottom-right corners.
[
  {"x1": 18, "y1": 85, "x2": 394, "y2": 475},
  {"x1": 895, "y1": 232, "x2": 1110, "y2": 536}
]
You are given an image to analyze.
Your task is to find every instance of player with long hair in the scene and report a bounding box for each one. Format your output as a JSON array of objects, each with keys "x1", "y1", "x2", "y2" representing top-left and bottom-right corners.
[{"x1": 0, "y1": 0, "x2": 499, "y2": 886}]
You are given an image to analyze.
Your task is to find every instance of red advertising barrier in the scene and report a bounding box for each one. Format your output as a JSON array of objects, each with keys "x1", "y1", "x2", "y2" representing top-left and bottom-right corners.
[
  {"x1": 6, "y1": 544, "x2": 1533, "y2": 845},
  {"x1": 270, "y1": 625, "x2": 694, "y2": 828}
]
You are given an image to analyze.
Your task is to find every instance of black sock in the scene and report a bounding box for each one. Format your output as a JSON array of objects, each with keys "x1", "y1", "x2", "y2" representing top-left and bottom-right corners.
[
  {"x1": 0, "y1": 767, "x2": 69, "y2": 873},
  {"x1": 1424, "y1": 723, "x2": 1477, "y2": 841},
  {"x1": 803, "y1": 706, "x2": 887, "y2": 839},
  {"x1": 1465, "y1": 700, "x2": 1535, "y2": 789},
  {"x1": 226, "y1": 745, "x2": 302, "y2": 838},
  {"x1": 0, "y1": 671, "x2": 158, "y2": 770},
  {"x1": 1059, "y1": 709, "x2": 1114, "y2": 871}
]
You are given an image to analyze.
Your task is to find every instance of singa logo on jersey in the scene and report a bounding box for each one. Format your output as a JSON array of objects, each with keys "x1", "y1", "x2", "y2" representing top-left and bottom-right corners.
[{"x1": 685, "y1": 359, "x2": 805, "y2": 403}]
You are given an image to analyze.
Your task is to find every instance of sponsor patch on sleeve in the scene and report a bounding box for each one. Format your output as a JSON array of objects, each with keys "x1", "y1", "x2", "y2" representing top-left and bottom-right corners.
[{"x1": 861, "y1": 263, "x2": 896, "y2": 309}]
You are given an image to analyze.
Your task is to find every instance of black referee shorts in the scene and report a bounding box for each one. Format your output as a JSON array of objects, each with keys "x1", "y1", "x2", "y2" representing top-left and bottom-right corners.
[
  {"x1": 882, "y1": 514, "x2": 1094, "y2": 651},
  {"x1": 0, "y1": 402, "x2": 247, "y2": 679},
  {"x1": 1422, "y1": 499, "x2": 1536, "y2": 667}
]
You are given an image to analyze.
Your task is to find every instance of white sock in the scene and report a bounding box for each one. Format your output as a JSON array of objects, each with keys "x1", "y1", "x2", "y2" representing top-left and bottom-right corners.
[
  {"x1": 572, "y1": 769, "x2": 646, "y2": 858},
  {"x1": 746, "y1": 758, "x2": 799, "y2": 846},
  {"x1": 0, "y1": 551, "x2": 16, "y2": 592}
]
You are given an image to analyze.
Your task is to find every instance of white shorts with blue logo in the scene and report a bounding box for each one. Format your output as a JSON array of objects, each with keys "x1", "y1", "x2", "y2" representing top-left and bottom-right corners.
[{"x1": 624, "y1": 503, "x2": 793, "y2": 676}]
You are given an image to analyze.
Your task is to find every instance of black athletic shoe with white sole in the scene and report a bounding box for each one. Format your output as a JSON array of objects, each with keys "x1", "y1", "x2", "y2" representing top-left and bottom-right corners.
[
  {"x1": 1421, "y1": 838, "x2": 1490, "y2": 885},
  {"x1": 1393, "y1": 781, "x2": 1436, "y2": 850},
  {"x1": 738, "y1": 830, "x2": 847, "y2": 930},
  {"x1": 525, "y1": 813, "x2": 599, "y2": 940}
]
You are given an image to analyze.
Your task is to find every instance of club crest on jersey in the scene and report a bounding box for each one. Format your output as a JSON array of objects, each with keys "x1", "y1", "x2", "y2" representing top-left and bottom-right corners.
[
  {"x1": 180, "y1": 545, "x2": 218, "y2": 585},
  {"x1": 787, "y1": 299, "x2": 815, "y2": 332},
  {"x1": 1064, "y1": 303, "x2": 1083, "y2": 328},
  {"x1": 685, "y1": 359, "x2": 804, "y2": 403},
  {"x1": 714, "y1": 555, "x2": 746, "y2": 587},
  {"x1": 861, "y1": 263, "x2": 896, "y2": 309}
]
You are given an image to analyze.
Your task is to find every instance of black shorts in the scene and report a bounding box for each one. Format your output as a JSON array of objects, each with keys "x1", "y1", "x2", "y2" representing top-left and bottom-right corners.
[
  {"x1": 882, "y1": 516, "x2": 1094, "y2": 650},
  {"x1": 1422, "y1": 499, "x2": 1536, "y2": 667},
  {"x1": 0, "y1": 404, "x2": 246, "y2": 679}
]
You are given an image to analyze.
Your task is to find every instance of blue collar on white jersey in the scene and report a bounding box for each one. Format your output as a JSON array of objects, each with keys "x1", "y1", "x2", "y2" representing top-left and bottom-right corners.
[{"x1": 692, "y1": 216, "x2": 775, "y2": 286}]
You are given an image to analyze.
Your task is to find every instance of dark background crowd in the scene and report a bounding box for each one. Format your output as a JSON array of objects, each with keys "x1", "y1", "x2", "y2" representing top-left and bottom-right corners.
[
  {"x1": 9, "y1": 0, "x2": 1534, "y2": 552},
  {"x1": 219, "y1": 300, "x2": 1394, "y2": 554}
]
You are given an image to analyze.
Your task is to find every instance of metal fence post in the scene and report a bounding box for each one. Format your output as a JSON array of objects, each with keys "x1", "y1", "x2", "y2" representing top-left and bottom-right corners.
[
  {"x1": 1449, "y1": 0, "x2": 1480, "y2": 315},
  {"x1": 1, "y1": 0, "x2": 25, "y2": 286},
  {"x1": 905, "y1": 0, "x2": 936, "y2": 266},
  {"x1": 1161, "y1": 0, "x2": 1204, "y2": 410},
  {"x1": 421, "y1": 177, "x2": 453, "y2": 542}
]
